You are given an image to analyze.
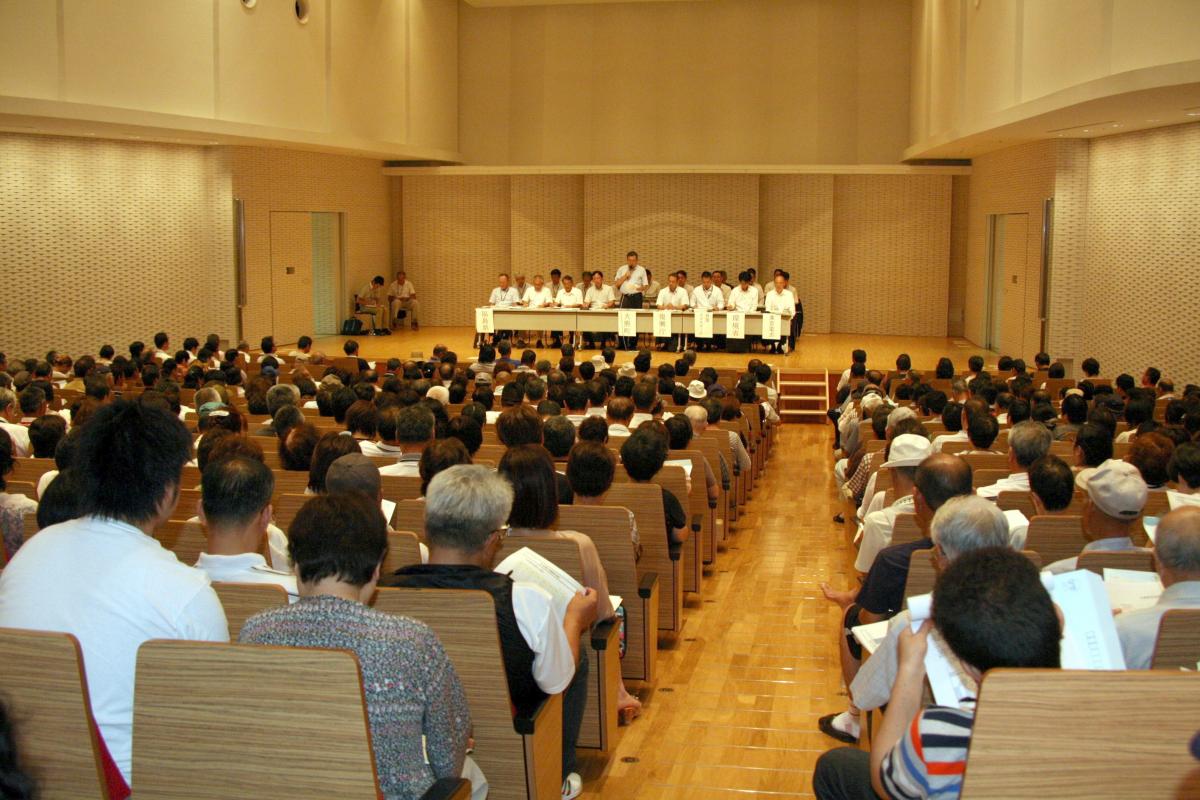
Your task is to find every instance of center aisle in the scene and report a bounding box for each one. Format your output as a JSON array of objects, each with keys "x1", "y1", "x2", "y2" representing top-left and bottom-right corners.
[{"x1": 577, "y1": 425, "x2": 853, "y2": 799}]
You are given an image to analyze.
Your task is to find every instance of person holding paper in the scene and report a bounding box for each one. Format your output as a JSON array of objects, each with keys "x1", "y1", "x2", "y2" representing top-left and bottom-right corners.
[
  {"x1": 813, "y1": 547, "x2": 1061, "y2": 800},
  {"x1": 381, "y1": 466, "x2": 598, "y2": 800},
  {"x1": 1047, "y1": 459, "x2": 1150, "y2": 574},
  {"x1": 1115, "y1": 506, "x2": 1200, "y2": 668},
  {"x1": 763, "y1": 274, "x2": 795, "y2": 354},
  {"x1": 655, "y1": 273, "x2": 690, "y2": 353},
  {"x1": 499, "y1": 445, "x2": 644, "y2": 722}
]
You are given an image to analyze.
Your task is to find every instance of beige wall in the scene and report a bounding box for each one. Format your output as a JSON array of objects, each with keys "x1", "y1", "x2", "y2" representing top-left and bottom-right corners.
[
  {"x1": 0, "y1": 132, "x2": 236, "y2": 359},
  {"x1": 399, "y1": 171, "x2": 955, "y2": 337},
  {"x1": 229, "y1": 147, "x2": 394, "y2": 347},
  {"x1": 458, "y1": 0, "x2": 912, "y2": 166},
  {"x1": 910, "y1": 0, "x2": 1200, "y2": 154},
  {"x1": 0, "y1": 0, "x2": 459, "y2": 159}
]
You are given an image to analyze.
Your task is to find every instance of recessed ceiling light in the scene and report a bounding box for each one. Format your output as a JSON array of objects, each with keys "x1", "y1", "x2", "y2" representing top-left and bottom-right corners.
[{"x1": 1082, "y1": 129, "x2": 1090, "y2": 133}]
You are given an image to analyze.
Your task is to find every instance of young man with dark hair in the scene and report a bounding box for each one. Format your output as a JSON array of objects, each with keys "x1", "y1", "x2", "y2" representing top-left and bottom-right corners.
[{"x1": 0, "y1": 401, "x2": 228, "y2": 785}]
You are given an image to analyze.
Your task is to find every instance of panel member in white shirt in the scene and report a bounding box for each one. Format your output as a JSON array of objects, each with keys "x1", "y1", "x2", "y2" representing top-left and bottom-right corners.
[
  {"x1": 380, "y1": 466, "x2": 599, "y2": 797},
  {"x1": 0, "y1": 401, "x2": 228, "y2": 785},
  {"x1": 655, "y1": 273, "x2": 690, "y2": 352},
  {"x1": 583, "y1": 271, "x2": 617, "y2": 349},
  {"x1": 487, "y1": 273, "x2": 522, "y2": 344},
  {"x1": 774, "y1": 268, "x2": 803, "y2": 347},
  {"x1": 614, "y1": 251, "x2": 649, "y2": 350},
  {"x1": 195, "y1": 455, "x2": 298, "y2": 600},
  {"x1": 387, "y1": 270, "x2": 420, "y2": 331},
  {"x1": 547, "y1": 269, "x2": 565, "y2": 347},
  {"x1": 555, "y1": 275, "x2": 585, "y2": 349},
  {"x1": 763, "y1": 274, "x2": 796, "y2": 354},
  {"x1": 522, "y1": 274, "x2": 556, "y2": 348},
  {"x1": 690, "y1": 271, "x2": 722, "y2": 352},
  {"x1": 726, "y1": 270, "x2": 761, "y2": 351}
]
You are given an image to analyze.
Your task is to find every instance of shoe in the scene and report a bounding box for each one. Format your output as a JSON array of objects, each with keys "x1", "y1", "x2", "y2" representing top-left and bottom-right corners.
[
  {"x1": 818, "y1": 712, "x2": 859, "y2": 744},
  {"x1": 561, "y1": 773, "x2": 582, "y2": 800},
  {"x1": 536, "y1": 339, "x2": 544, "y2": 348}
]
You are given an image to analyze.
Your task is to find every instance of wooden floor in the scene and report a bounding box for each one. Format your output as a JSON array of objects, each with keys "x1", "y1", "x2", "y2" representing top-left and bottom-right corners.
[
  {"x1": 310, "y1": 328, "x2": 996, "y2": 374},
  {"x1": 304, "y1": 326, "x2": 984, "y2": 797}
]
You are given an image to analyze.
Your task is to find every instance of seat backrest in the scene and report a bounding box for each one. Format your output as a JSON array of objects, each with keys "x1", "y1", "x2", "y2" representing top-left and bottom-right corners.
[
  {"x1": 393, "y1": 498, "x2": 426, "y2": 538},
  {"x1": 371, "y1": 588, "x2": 536, "y2": 800},
  {"x1": 272, "y1": 493, "x2": 310, "y2": 533},
  {"x1": 1024, "y1": 515, "x2": 1086, "y2": 564},
  {"x1": 891, "y1": 512, "x2": 923, "y2": 546},
  {"x1": 271, "y1": 470, "x2": 312, "y2": 497},
  {"x1": 996, "y1": 490, "x2": 1036, "y2": 517},
  {"x1": 962, "y1": 452, "x2": 1009, "y2": 472},
  {"x1": 1142, "y1": 492, "x2": 1171, "y2": 518},
  {"x1": 5, "y1": 480, "x2": 36, "y2": 499},
  {"x1": 133, "y1": 640, "x2": 380, "y2": 799},
  {"x1": 903, "y1": 548, "x2": 937, "y2": 598},
  {"x1": 9, "y1": 457, "x2": 56, "y2": 485},
  {"x1": 961, "y1": 669, "x2": 1200, "y2": 799},
  {"x1": 604, "y1": 482, "x2": 677, "y2": 630},
  {"x1": 0, "y1": 627, "x2": 108, "y2": 799},
  {"x1": 152, "y1": 519, "x2": 207, "y2": 566},
  {"x1": 21, "y1": 511, "x2": 38, "y2": 545},
  {"x1": 380, "y1": 474, "x2": 423, "y2": 503},
  {"x1": 382, "y1": 530, "x2": 423, "y2": 575},
  {"x1": 1076, "y1": 549, "x2": 1155, "y2": 576},
  {"x1": 972, "y1": 469, "x2": 1009, "y2": 490},
  {"x1": 213, "y1": 582, "x2": 290, "y2": 639},
  {"x1": 1151, "y1": 609, "x2": 1200, "y2": 670}
]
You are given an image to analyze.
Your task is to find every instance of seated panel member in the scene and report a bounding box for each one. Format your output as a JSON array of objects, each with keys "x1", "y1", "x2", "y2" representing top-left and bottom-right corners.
[
  {"x1": 655, "y1": 273, "x2": 690, "y2": 353},
  {"x1": 555, "y1": 275, "x2": 585, "y2": 350},
  {"x1": 356, "y1": 275, "x2": 390, "y2": 333},
  {"x1": 583, "y1": 271, "x2": 617, "y2": 349},
  {"x1": 691, "y1": 271, "x2": 722, "y2": 352},
  {"x1": 726, "y1": 270, "x2": 761, "y2": 352},
  {"x1": 387, "y1": 270, "x2": 420, "y2": 331},
  {"x1": 763, "y1": 273, "x2": 796, "y2": 354},
  {"x1": 522, "y1": 274, "x2": 556, "y2": 349},
  {"x1": 487, "y1": 273, "x2": 522, "y2": 344}
]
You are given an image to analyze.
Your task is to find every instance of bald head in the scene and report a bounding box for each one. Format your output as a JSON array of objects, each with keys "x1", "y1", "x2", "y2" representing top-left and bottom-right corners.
[
  {"x1": 915, "y1": 453, "x2": 974, "y2": 512},
  {"x1": 1155, "y1": 507, "x2": 1200, "y2": 583}
]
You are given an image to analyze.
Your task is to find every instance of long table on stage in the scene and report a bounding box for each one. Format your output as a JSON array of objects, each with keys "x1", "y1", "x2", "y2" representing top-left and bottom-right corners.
[{"x1": 477, "y1": 307, "x2": 778, "y2": 335}]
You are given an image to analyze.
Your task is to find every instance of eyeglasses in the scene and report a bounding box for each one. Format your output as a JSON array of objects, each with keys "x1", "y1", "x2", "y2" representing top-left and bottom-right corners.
[{"x1": 493, "y1": 525, "x2": 510, "y2": 541}]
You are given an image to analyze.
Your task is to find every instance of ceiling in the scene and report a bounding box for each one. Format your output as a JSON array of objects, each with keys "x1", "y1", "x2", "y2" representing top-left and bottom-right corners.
[{"x1": 463, "y1": 0, "x2": 703, "y2": 6}]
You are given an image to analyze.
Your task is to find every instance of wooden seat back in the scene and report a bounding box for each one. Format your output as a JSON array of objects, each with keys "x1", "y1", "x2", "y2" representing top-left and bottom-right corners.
[
  {"x1": 690, "y1": 436, "x2": 730, "y2": 544},
  {"x1": 891, "y1": 512, "x2": 924, "y2": 546},
  {"x1": 907, "y1": 549, "x2": 1042, "y2": 600},
  {"x1": 272, "y1": 493, "x2": 310, "y2": 533},
  {"x1": 1024, "y1": 515, "x2": 1086, "y2": 564},
  {"x1": 382, "y1": 531, "x2": 423, "y2": 575},
  {"x1": 604, "y1": 482, "x2": 681, "y2": 633},
  {"x1": 5, "y1": 480, "x2": 36, "y2": 499},
  {"x1": 213, "y1": 582, "x2": 289, "y2": 639},
  {"x1": 152, "y1": 519, "x2": 207, "y2": 566},
  {"x1": 9, "y1": 457, "x2": 56, "y2": 485},
  {"x1": 961, "y1": 669, "x2": 1200, "y2": 798},
  {"x1": 972, "y1": 469, "x2": 1009, "y2": 490},
  {"x1": 271, "y1": 470, "x2": 312, "y2": 497},
  {"x1": 372, "y1": 588, "x2": 562, "y2": 800},
  {"x1": 392, "y1": 498, "x2": 426, "y2": 539},
  {"x1": 0, "y1": 628, "x2": 109, "y2": 798},
  {"x1": 380, "y1": 474, "x2": 423, "y2": 503},
  {"x1": 961, "y1": 452, "x2": 1008, "y2": 472},
  {"x1": 22, "y1": 511, "x2": 39, "y2": 544},
  {"x1": 651, "y1": 466, "x2": 699, "y2": 595},
  {"x1": 133, "y1": 640, "x2": 381, "y2": 799},
  {"x1": 1076, "y1": 549, "x2": 1155, "y2": 576},
  {"x1": 1142, "y1": 492, "x2": 1171, "y2": 517},
  {"x1": 1151, "y1": 609, "x2": 1200, "y2": 670}
]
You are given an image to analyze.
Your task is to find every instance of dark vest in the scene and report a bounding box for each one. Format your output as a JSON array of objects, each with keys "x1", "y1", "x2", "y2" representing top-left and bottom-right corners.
[{"x1": 381, "y1": 564, "x2": 547, "y2": 718}]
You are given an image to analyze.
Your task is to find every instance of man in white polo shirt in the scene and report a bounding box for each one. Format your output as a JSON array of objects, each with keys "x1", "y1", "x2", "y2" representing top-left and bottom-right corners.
[
  {"x1": 0, "y1": 400, "x2": 228, "y2": 785},
  {"x1": 614, "y1": 251, "x2": 648, "y2": 350},
  {"x1": 583, "y1": 271, "x2": 617, "y2": 349},
  {"x1": 387, "y1": 270, "x2": 420, "y2": 331},
  {"x1": 655, "y1": 272, "x2": 690, "y2": 352}
]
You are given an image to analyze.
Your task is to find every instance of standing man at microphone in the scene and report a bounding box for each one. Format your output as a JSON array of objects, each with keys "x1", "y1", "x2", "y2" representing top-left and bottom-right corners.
[{"x1": 614, "y1": 251, "x2": 648, "y2": 351}]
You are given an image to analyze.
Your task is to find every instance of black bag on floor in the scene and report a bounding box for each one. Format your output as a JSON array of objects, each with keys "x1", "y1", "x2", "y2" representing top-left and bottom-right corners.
[{"x1": 341, "y1": 318, "x2": 363, "y2": 335}]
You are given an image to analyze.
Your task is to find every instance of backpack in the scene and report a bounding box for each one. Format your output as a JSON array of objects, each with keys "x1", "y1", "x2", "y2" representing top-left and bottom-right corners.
[{"x1": 341, "y1": 318, "x2": 363, "y2": 335}]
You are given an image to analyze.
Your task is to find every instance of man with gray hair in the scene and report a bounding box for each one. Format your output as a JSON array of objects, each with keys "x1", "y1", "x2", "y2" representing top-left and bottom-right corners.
[
  {"x1": 976, "y1": 419, "x2": 1053, "y2": 498},
  {"x1": 253, "y1": 384, "x2": 299, "y2": 438},
  {"x1": 381, "y1": 465, "x2": 598, "y2": 799},
  {"x1": 379, "y1": 405, "x2": 435, "y2": 477},
  {"x1": 1116, "y1": 506, "x2": 1200, "y2": 668},
  {"x1": 684, "y1": 405, "x2": 731, "y2": 489},
  {"x1": 0, "y1": 387, "x2": 30, "y2": 456}
]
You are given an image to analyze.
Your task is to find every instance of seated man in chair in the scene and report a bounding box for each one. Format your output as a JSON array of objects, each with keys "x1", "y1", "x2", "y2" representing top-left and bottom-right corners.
[{"x1": 380, "y1": 465, "x2": 598, "y2": 800}]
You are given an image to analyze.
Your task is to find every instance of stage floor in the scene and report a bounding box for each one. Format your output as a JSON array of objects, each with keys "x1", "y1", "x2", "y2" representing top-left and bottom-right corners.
[{"x1": 309, "y1": 328, "x2": 997, "y2": 373}]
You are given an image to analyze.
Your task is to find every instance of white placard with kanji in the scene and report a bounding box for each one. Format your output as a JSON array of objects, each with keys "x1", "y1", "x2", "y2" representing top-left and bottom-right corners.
[
  {"x1": 475, "y1": 307, "x2": 494, "y2": 334},
  {"x1": 693, "y1": 308, "x2": 714, "y2": 339},
  {"x1": 617, "y1": 309, "x2": 638, "y2": 338},
  {"x1": 726, "y1": 311, "x2": 746, "y2": 339},
  {"x1": 653, "y1": 310, "x2": 673, "y2": 338},
  {"x1": 762, "y1": 312, "x2": 782, "y2": 340}
]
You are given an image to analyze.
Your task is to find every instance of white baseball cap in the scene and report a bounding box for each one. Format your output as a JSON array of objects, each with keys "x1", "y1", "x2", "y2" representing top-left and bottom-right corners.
[
  {"x1": 881, "y1": 434, "x2": 933, "y2": 469},
  {"x1": 1085, "y1": 459, "x2": 1148, "y2": 519},
  {"x1": 687, "y1": 380, "x2": 707, "y2": 400}
]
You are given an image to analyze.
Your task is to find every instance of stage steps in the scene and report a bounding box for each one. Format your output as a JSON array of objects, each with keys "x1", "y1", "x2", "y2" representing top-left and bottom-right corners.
[{"x1": 778, "y1": 369, "x2": 828, "y2": 423}]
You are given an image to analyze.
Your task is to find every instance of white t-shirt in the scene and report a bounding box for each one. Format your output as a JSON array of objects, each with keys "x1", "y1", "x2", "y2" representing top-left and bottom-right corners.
[
  {"x1": 691, "y1": 285, "x2": 722, "y2": 310},
  {"x1": 194, "y1": 552, "x2": 299, "y2": 600},
  {"x1": 0, "y1": 516, "x2": 229, "y2": 780},
  {"x1": 585, "y1": 284, "x2": 616, "y2": 309},
  {"x1": 656, "y1": 287, "x2": 690, "y2": 309},
  {"x1": 0, "y1": 421, "x2": 30, "y2": 457},
  {"x1": 489, "y1": 287, "x2": 521, "y2": 307},
  {"x1": 379, "y1": 457, "x2": 421, "y2": 477},
  {"x1": 523, "y1": 286, "x2": 555, "y2": 308},
  {"x1": 556, "y1": 287, "x2": 583, "y2": 308},
  {"x1": 509, "y1": 582, "x2": 577, "y2": 694},
  {"x1": 727, "y1": 285, "x2": 760, "y2": 312}
]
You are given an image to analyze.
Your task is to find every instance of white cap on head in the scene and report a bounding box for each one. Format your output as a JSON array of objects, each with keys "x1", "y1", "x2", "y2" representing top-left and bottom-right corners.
[
  {"x1": 1085, "y1": 459, "x2": 1148, "y2": 519},
  {"x1": 881, "y1": 434, "x2": 933, "y2": 469},
  {"x1": 687, "y1": 380, "x2": 707, "y2": 400}
]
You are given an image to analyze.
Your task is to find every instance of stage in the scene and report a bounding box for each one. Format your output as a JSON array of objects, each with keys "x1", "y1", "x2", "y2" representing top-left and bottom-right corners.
[{"x1": 309, "y1": 328, "x2": 999, "y2": 374}]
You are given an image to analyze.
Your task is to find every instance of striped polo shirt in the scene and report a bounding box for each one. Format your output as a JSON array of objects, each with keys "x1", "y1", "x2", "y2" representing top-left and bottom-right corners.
[{"x1": 881, "y1": 702, "x2": 975, "y2": 799}]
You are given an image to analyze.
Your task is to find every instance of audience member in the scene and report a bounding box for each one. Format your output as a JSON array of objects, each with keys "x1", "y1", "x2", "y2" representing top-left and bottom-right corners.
[
  {"x1": 976, "y1": 420, "x2": 1052, "y2": 498},
  {"x1": 1048, "y1": 459, "x2": 1149, "y2": 573}
]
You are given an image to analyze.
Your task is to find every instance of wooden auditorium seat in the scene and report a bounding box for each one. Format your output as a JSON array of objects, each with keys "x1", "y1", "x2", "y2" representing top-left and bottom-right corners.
[{"x1": 212, "y1": 582, "x2": 289, "y2": 639}]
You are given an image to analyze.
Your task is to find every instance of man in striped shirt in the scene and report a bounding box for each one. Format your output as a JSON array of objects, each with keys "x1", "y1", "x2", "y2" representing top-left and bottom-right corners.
[{"x1": 812, "y1": 547, "x2": 1061, "y2": 800}]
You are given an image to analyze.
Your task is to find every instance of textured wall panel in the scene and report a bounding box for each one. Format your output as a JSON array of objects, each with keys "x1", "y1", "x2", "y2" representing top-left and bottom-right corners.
[
  {"x1": 229, "y1": 147, "x2": 392, "y2": 346},
  {"x1": 963, "y1": 140, "x2": 1056, "y2": 353},
  {"x1": 759, "y1": 175, "x2": 834, "y2": 334},
  {"x1": 1082, "y1": 123, "x2": 1200, "y2": 386},
  {"x1": 947, "y1": 175, "x2": 970, "y2": 337},
  {"x1": 831, "y1": 175, "x2": 951, "y2": 337},
  {"x1": 511, "y1": 175, "x2": 584, "y2": 280},
  {"x1": 1047, "y1": 140, "x2": 1089, "y2": 362},
  {"x1": 402, "y1": 176, "x2": 511, "y2": 326},
  {"x1": 0, "y1": 133, "x2": 235, "y2": 360},
  {"x1": 583, "y1": 175, "x2": 759, "y2": 284}
]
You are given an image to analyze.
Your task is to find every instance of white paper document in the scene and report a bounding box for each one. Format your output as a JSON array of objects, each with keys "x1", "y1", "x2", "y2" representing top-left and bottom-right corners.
[
  {"x1": 380, "y1": 498, "x2": 396, "y2": 526},
  {"x1": 475, "y1": 307, "x2": 494, "y2": 334},
  {"x1": 906, "y1": 592, "x2": 977, "y2": 709},
  {"x1": 617, "y1": 309, "x2": 638, "y2": 338},
  {"x1": 1103, "y1": 568, "x2": 1164, "y2": 614},
  {"x1": 663, "y1": 458, "x2": 693, "y2": 478},
  {"x1": 495, "y1": 547, "x2": 584, "y2": 615},
  {"x1": 851, "y1": 619, "x2": 891, "y2": 656},
  {"x1": 726, "y1": 311, "x2": 746, "y2": 339},
  {"x1": 694, "y1": 308, "x2": 714, "y2": 339},
  {"x1": 1143, "y1": 515, "x2": 1160, "y2": 544},
  {"x1": 761, "y1": 312, "x2": 781, "y2": 340},
  {"x1": 1003, "y1": 508, "x2": 1029, "y2": 549},
  {"x1": 1042, "y1": 569, "x2": 1127, "y2": 670}
]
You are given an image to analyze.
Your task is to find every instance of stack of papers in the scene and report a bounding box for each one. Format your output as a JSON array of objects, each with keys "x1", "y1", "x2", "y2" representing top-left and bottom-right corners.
[
  {"x1": 495, "y1": 546, "x2": 620, "y2": 617},
  {"x1": 851, "y1": 619, "x2": 890, "y2": 656},
  {"x1": 1103, "y1": 567, "x2": 1163, "y2": 614}
]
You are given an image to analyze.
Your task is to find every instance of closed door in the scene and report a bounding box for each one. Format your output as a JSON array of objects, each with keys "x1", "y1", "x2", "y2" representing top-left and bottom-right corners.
[
  {"x1": 270, "y1": 212, "x2": 315, "y2": 346},
  {"x1": 986, "y1": 213, "x2": 1029, "y2": 356}
]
